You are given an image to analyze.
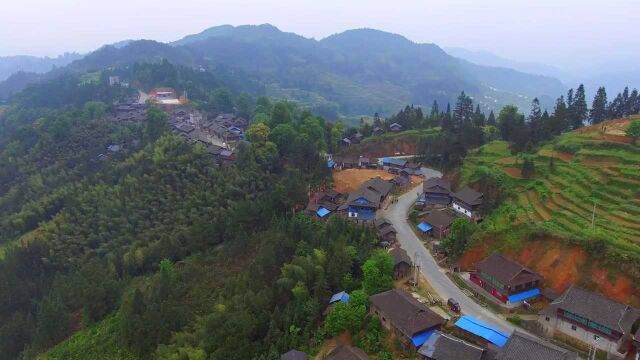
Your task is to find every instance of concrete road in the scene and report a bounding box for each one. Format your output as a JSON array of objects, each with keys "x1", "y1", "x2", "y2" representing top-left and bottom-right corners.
[{"x1": 381, "y1": 182, "x2": 517, "y2": 335}]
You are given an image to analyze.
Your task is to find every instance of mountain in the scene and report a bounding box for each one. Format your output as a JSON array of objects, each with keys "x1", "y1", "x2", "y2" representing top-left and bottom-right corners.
[
  {"x1": 0, "y1": 53, "x2": 82, "y2": 81},
  {"x1": 0, "y1": 25, "x2": 567, "y2": 116},
  {"x1": 445, "y1": 47, "x2": 567, "y2": 80}
]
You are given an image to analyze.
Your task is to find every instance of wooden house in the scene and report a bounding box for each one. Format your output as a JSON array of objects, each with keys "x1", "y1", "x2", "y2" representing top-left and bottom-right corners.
[
  {"x1": 539, "y1": 286, "x2": 640, "y2": 355},
  {"x1": 370, "y1": 289, "x2": 445, "y2": 349},
  {"x1": 389, "y1": 122, "x2": 403, "y2": 132},
  {"x1": 420, "y1": 211, "x2": 455, "y2": 239},
  {"x1": 470, "y1": 254, "x2": 542, "y2": 304},
  {"x1": 418, "y1": 330, "x2": 486, "y2": 360},
  {"x1": 389, "y1": 247, "x2": 412, "y2": 279},
  {"x1": 451, "y1": 187, "x2": 483, "y2": 221}
]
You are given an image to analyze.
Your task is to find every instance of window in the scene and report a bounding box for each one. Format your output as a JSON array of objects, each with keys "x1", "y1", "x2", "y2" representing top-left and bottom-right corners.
[
  {"x1": 545, "y1": 316, "x2": 550, "y2": 322},
  {"x1": 571, "y1": 325, "x2": 577, "y2": 331}
]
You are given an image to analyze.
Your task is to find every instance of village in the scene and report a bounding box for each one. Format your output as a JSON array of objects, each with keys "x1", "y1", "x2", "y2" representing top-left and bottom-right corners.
[
  {"x1": 96, "y1": 84, "x2": 639, "y2": 360},
  {"x1": 103, "y1": 86, "x2": 245, "y2": 165},
  {"x1": 296, "y1": 147, "x2": 640, "y2": 360}
]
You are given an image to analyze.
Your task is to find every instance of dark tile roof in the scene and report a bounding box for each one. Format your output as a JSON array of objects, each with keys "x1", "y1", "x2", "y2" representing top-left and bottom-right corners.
[
  {"x1": 369, "y1": 289, "x2": 444, "y2": 338},
  {"x1": 326, "y1": 345, "x2": 369, "y2": 360},
  {"x1": 418, "y1": 330, "x2": 485, "y2": 360},
  {"x1": 422, "y1": 211, "x2": 456, "y2": 229},
  {"x1": 378, "y1": 226, "x2": 396, "y2": 238},
  {"x1": 541, "y1": 286, "x2": 639, "y2": 334},
  {"x1": 340, "y1": 188, "x2": 381, "y2": 209},
  {"x1": 393, "y1": 174, "x2": 411, "y2": 186},
  {"x1": 363, "y1": 178, "x2": 394, "y2": 198},
  {"x1": 452, "y1": 187, "x2": 483, "y2": 206},
  {"x1": 281, "y1": 349, "x2": 308, "y2": 360},
  {"x1": 423, "y1": 178, "x2": 452, "y2": 194},
  {"x1": 475, "y1": 254, "x2": 542, "y2": 287},
  {"x1": 496, "y1": 331, "x2": 577, "y2": 360},
  {"x1": 389, "y1": 247, "x2": 411, "y2": 266},
  {"x1": 374, "y1": 218, "x2": 392, "y2": 229}
]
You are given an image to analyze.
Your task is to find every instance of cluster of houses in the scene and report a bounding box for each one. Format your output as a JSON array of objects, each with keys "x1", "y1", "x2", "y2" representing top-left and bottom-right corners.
[
  {"x1": 467, "y1": 253, "x2": 640, "y2": 357},
  {"x1": 112, "y1": 102, "x2": 148, "y2": 123},
  {"x1": 201, "y1": 113, "x2": 249, "y2": 143},
  {"x1": 285, "y1": 286, "x2": 581, "y2": 360},
  {"x1": 340, "y1": 122, "x2": 404, "y2": 147}
]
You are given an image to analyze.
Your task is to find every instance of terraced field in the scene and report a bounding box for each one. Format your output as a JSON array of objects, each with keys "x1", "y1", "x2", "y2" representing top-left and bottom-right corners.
[{"x1": 464, "y1": 117, "x2": 640, "y2": 257}]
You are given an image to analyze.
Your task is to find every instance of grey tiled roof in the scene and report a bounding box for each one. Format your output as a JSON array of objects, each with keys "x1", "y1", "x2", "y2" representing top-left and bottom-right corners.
[
  {"x1": 418, "y1": 330, "x2": 485, "y2": 360},
  {"x1": 541, "y1": 286, "x2": 639, "y2": 333},
  {"x1": 452, "y1": 187, "x2": 483, "y2": 206},
  {"x1": 475, "y1": 254, "x2": 541, "y2": 287},
  {"x1": 369, "y1": 289, "x2": 444, "y2": 338},
  {"x1": 496, "y1": 331, "x2": 577, "y2": 360}
]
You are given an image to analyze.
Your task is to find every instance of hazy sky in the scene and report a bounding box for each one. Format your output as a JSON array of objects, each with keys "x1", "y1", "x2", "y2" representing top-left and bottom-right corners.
[{"x1": 1, "y1": 0, "x2": 637, "y2": 70}]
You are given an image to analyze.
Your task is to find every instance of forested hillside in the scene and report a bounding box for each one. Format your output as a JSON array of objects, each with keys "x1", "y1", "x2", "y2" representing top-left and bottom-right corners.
[{"x1": 0, "y1": 24, "x2": 566, "y2": 118}]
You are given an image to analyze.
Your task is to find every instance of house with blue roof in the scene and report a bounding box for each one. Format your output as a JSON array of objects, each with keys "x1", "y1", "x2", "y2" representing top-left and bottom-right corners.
[
  {"x1": 470, "y1": 254, "x2": 542, "y2": 305},
  {"x1": 454, "y1": 315, "x2": 511, "y2": 349},
  {"x1": 338, "y1": 178, "x2": 394, "y2": 223},
  {"x1": 383, "y1": 157, "x2": 408, "y2": 169},
  {"x1": 369, "y1": 289, "x2": 445, "y2": 350},
  {"x1": 305, "y1": 191, "x2": 345, "y2": 220},
  {"x1": 329, "y1": 291, "x2": 350, "y2": 304}
]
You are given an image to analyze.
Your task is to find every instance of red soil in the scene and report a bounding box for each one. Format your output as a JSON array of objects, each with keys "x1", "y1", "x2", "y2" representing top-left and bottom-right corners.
[
  {"x1": 502, "y1": 167, "x2": 524, "y2": 178},
  {"x1": 461, "y1": 237, "x2": 640, "y2": 306}
]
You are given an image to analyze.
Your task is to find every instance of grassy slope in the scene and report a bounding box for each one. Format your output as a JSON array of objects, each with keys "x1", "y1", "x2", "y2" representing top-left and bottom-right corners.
[{"x1": 463, "y1": 118, "x2": 640, "y2": 259}]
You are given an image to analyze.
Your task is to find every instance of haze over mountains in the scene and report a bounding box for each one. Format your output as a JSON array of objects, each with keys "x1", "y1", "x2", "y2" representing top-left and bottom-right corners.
[{"x1": 0, "y1": 24, "x2": 576, "y2": 117}]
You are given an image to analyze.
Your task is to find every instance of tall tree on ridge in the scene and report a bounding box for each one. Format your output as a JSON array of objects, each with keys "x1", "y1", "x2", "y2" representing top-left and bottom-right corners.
[
  {"x1": 590, "y1": 87, "x2": 608, "y2": 124},
  {"x1": 570, "y1": 84, "x2": 588, "y2": 130},
  {"x1": 487, "y1": 110, "x2": 496, "y2": 126}
]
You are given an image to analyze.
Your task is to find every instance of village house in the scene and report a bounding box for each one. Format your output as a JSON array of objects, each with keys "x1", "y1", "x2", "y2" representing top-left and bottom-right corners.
[
  {"x1": 451, "y1": 187, "x2": 484, "y2": 221},
  {"x1": 417, "y1": 330, "x2": 487, "y2": 360},
  {"x1": 470, "y1": 254, "x2": 542, "y2": 304},
  {"x1": 453, "y1": 315, "x2": 510, "y2": 350},
  {"x1": 389, "y1": 247, "x2": 412, "y2": 279},
  {"x1": 418, "y1": 211, "x2": 456, "y2": 239},
  {"x1": 375, "y1": 220, "x2": 397, "y2": 245},
  {"x1": 325, "y1": 345, "x2": 369, "y2": 360},
  {"x1": 332, "y1": 155, "x2": 360, "y2": 169},
  {"x1": 538, "y1": 286, "x2": 640, "y2": 355},
  {"x1": 373, "y1": 126, "x2": 385, "y2": 136},
  {"x1": 383, "y1": 157, "x2": 408, "y2": 169},
  {"x1": 341, "y1": 137, "x2": 352, "y2": 146},
  {"x1": 305, "y1": 191, "x2": 344, "y2": 219},
  {"x1": 418, "y1": 178, "x2": 452, "y2": 210},
  {"x1": 351, "y1": 132, "x2": 364, "y2": 144},
  {"x1": 496, "y1": 331, "x2": 577, "y2": 360},
  {"x1": 369, "y1": 289, "x2": 445, "y2": 349},
  {"x1": 392, "y1": 173, "x2": 411, "y2": 188},
  {"x1": 281, "y1": 349, "x2": 307, "y2": 360},
  {"x1": 338, "y1": 179, "x2": 393, "y2": 223},
  {"x1": 389, "y1": 122, "x2": 403, "y2": 132}
]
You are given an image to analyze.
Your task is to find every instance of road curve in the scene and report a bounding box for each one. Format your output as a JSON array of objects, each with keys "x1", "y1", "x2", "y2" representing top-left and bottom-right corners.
[{"x1": 381, "y1": 183, "x2": 517, "y2": 335}]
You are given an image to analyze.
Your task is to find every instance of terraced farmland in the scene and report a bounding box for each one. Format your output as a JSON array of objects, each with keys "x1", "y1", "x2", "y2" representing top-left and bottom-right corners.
[{"x1": 464, "y1": 117, "x2": 640, "y2": 257}]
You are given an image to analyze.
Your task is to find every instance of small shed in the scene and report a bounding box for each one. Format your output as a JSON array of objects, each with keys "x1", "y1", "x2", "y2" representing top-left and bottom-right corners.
[
  {"x1": 454, "y1": 316, "x2": 510, "y2": 348},
  {"x1": 329, "y1": 291, "x2": 350, "y2": 305}
]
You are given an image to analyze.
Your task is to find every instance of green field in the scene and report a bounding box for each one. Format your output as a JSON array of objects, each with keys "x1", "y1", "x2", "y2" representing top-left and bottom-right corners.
[{"x1": 463, "y1": 120, "x2": 640, "y2": 258}]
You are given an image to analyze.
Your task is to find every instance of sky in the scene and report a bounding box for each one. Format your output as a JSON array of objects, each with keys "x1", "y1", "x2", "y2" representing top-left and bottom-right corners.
[{"x1": 1, "y1": 0, "x2": 638, "y2": 73}]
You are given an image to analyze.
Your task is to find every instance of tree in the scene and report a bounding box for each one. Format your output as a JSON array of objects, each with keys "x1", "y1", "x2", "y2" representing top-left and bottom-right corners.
[
  {"x1": 210, "y1": 88, "x2": 234, "y2": 113},
  {"x1": 497, "y1": 105, "x2": 523, "y2": 141},
  {"x1": 362, "y1": 251, "x2": 393, "y2": 295},
  {"x1": 590, "y1": 87, "x2": 608, "y2": 124},
  {"x1": 144, "y1": 106, "x2": 168, "y2": 143},
  {"x1": 246, "y1": 123, "x2": 271, "y2": 145},
  {"x1": 487, "y1": 110, "x2": 496, "y2": 126},
  {"x1": 521, "y1": 157, "x2": 535, "y2": 178},
  {"x1": 324, "y1": 289, "x2": 368, "y2": 336},
  {"x1": 270, "y1": 102, "x2": 293, "y2": 127},
  {"x1": 453, "y1": 91, "x2": 474, "y2": 126},
  {"x1": 442, "y1": 219, "x2": 477, "y2": 259},
  {"x1": 627, "y1": 120, "x2": 640, "y2": 145},
  {"x1": 570, "y1": 85, "x2": 588, "y2": 129}
]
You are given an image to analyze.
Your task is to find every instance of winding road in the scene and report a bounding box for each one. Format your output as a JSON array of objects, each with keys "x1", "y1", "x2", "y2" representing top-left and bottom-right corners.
[{"x1": 381, "y1": 181, "x2": 517, "y2": 335}]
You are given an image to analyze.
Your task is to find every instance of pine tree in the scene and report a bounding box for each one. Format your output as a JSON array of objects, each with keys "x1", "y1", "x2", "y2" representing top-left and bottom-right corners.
[
  {"x1": 473, "y1": 104, "x2": 485, "y2": 127},
  {"x1": 528, "y1": 98, "x2": 543, "y2": 142},
  {"x1": 622, "y1": 87, "x2": 630, "y2": 116},
  {"x1": 590, "y1": 87, "x2": 608, "y2": 124},
  {"x1": 608, "y1": 92, "x2": 624, "y2": 119},
  {"x1": 487, "y1": 110, "x2": 496, "y2": 126},
  {"x1": 453, "y1": 91, "x2": 474, "y2": 126},
  {"x1": 550, "y1": 96, "x2": 569, "y2": 135},
  {"x1": 629, "y1": 89, "x2": 639, "y2": 115},
  {"x1": 570, "y1": 84, "x2": 588, "y2": 130}
]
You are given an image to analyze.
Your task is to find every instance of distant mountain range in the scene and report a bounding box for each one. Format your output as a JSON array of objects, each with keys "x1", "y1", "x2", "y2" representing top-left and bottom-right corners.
[
  {"x1": 0, "y1": 24, "x2": 568, "y2": 116},
  {"x1": 0, "y1": 53, "x2": 82, "y2": 81}
]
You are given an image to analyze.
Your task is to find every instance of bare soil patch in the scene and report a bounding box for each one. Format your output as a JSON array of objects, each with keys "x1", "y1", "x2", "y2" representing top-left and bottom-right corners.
[
  {"x1": 502, "y1": 167, "x2": 523, "y2": 178},
  {"x1": 495, "y1": 157, "x2": 518, "y2": 165},
  {"x1": 332, "y1": 168, "x2": 421, "y2": 193}
]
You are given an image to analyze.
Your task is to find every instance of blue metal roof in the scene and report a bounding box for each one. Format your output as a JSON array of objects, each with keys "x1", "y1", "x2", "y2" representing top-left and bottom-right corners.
[
  {"x1": 417, "y1": 222, "x2": 432, "y2": 232},
  {"x1": 316, "y1": 207, "x2": 331, "y2": 218},
  {"x1": 411, "y1": 329, "x2": 435, "y2": 347},
  {"x1": 327, "y1": 159, "x2": 335, "y2": 168},
  {"x1": 355, "y1": 197, "x2": 370, "y2": 205},
  {"x1": 383, "y1": 157, "x2": 408, "y2": 166},
  {"x1": 329, "y1": 291, "x2": 350, "y2": 304},
  {"x1": 454, "y1": 316, "x2": 510, "y2": 348},
  {"x1": 507, "y1": 288, "x2": 540, "y2": 303}
]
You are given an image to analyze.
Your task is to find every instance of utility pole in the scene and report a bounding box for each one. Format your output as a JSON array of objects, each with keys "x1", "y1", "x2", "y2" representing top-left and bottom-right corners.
[{"x1": 413, "y1": 251, "x2": 421, "y2": 287}]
